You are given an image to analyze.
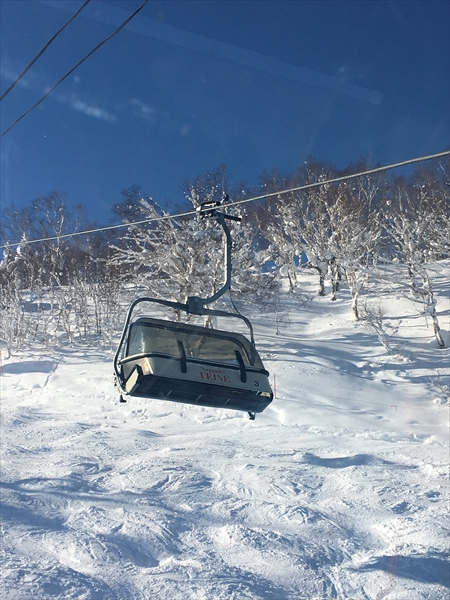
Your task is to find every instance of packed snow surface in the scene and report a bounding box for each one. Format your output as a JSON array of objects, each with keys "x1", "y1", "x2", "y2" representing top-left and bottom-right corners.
[{"x1": 1, "y1": 264, "x2": 449, "y2": 599}]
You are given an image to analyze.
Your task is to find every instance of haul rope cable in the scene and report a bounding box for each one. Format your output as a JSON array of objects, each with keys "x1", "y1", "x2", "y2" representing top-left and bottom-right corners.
[
  {"x1": 0, "y1": 149, "x2": 448, "y2": 250},
  {"x1": 1, "y1": 0, "x2": 149, "y2": 137},
  {"x1": 0, "y1": 0, "x2": 92, "y2": 102}
]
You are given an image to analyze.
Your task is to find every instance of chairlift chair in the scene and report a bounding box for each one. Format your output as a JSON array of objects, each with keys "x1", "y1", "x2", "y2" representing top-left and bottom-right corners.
[{"x1": 113, "y1": 200, "x2": 273, "y2": 419}]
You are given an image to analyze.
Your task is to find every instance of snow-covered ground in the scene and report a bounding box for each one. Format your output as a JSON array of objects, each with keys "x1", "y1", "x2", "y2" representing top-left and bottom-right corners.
[{"x1": 1, "y1": 264, "x2": 449, "y2": 600}]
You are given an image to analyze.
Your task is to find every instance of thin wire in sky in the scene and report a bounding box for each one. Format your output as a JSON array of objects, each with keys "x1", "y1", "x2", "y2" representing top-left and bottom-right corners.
[
  {"x1": 1, "y1": 0, "x2": 149, "y2": 137},
  {"x1": 1, "y1": 149, "x2": 448, "y2": 250},
  {"x1": 0, "y1": 0, "x2": 92, "y2": 102}
]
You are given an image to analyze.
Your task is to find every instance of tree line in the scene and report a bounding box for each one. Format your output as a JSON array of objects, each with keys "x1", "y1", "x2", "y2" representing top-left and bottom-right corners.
[{"x1": 0, "y1": 157, "x2": 448, "y2": 355}]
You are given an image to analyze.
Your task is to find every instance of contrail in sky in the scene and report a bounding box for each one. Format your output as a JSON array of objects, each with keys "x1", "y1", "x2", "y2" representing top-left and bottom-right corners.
[
  {"x1": 38, "y1": 0, "x2": 383, "y2": 105},
  {"x1": 1, "y1": 66, "x2": 117, "y2": 123}
]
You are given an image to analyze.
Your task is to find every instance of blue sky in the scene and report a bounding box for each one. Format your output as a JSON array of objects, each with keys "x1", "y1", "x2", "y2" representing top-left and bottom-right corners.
[{"x1": 1, "y1": 0, "x2": 449, "y2": 223}]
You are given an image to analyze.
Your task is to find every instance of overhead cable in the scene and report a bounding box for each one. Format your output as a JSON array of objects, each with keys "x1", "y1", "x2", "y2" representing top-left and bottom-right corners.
[
  {"x1": 0, "y1": 0, "x2": 92, "y2": 102},
  {"x1": 232, "y1": 150, "x2": 450, "y2": 208},
  {"x1": 1, "y1": 149, "x2": 448, "y2": 251},
  {"x1": 1, "y1": 0, "x2": 148, "y2": 137}
]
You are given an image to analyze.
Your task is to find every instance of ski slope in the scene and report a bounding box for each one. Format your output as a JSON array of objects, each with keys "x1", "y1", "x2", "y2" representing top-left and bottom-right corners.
[{"x1": 1, "y1": 264, "x2": 449, "y2": 599}]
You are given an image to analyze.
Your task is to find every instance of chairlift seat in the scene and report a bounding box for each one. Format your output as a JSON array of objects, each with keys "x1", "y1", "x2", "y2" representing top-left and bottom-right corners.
[
  {"x1": 114, "y1": 206, "x2": 274, "y2": 418},
  {"x1": 117, "y1": 317, "x2": 273, "y2": 413}
]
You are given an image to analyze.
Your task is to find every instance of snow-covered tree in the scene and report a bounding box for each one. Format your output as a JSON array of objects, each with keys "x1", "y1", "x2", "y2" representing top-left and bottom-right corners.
[
  {"x1": 255, "y1": 171, "x2": 301, "y2": 292},
  {"x1": 324, "y1": 167, "x2": 384, "y2": 318},
  {"x1": 112, "y1": 169, "x2": 277, "y2": 321},
  {"x1": 259, "y1": 160, "x2": 383, "y2": 317},
  {"x1": 381, "y1": 165, "x2": 448, "y2": 348},
  {"x1": 111, "y1": 184, "x2": 233, "y2": 312}
]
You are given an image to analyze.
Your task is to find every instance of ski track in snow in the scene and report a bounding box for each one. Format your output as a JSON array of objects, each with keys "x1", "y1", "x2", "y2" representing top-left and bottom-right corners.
[{"x1": 1, "y1": 263, "x2": 449, "y2": 599}]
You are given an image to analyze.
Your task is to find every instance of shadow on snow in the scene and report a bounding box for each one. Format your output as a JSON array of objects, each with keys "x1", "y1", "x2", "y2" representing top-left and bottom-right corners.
[{"x1": 359, "y1": 553, "x2": 450, "y2": 588}]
